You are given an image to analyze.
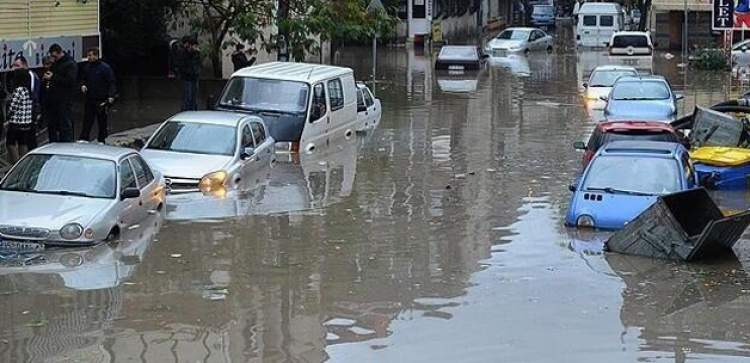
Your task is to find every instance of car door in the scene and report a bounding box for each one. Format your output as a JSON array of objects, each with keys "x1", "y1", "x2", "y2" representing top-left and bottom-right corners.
[
  {"x1": 362, "y1": 87, "x2": 380, "y2": 128},
  {"x1": 304, "y1": 82, "x2": 330, "y2": 148},
  {"x1": 238, "y1": 123, "x2": 262, "y2": 185},
  {"x1": 356, "y1": 87, "x2": 367, "y2": 128},
  {"x1": 130, "y1": 155, "x2": 160, "y2": 213},
  {"x1": 326, "y1": 78, "x2": 345, "y2": 136},
  {"x1": 251, "y1": 120, "x2": 273, "y2": 167},
  {"x1": 598, "y1": 14, "x2": 616, "y2": 46},
  {"x1": 118, "y1": 158, "x2": 140, "y2": 227}
]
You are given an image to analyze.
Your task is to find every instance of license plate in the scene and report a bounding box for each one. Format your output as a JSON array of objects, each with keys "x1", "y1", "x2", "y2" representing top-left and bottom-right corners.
[
  {"x1": 448, "y1": 65, "x2": 464, "y2": 71},
  {"x1": 493, "y1": 49, "x2": 507, "y2": 57},
  {"x1": 621, "y1": 58, "x2": 639, "y2": 65},
  {"x1": 0, "y1": 240, "x2": 45, "y2": 252}
]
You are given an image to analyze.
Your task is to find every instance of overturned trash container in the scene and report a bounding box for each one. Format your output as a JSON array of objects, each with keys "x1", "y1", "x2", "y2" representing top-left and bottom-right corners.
[{"x1": 606, "y1": 188, "x2": 750, "y2": 261}]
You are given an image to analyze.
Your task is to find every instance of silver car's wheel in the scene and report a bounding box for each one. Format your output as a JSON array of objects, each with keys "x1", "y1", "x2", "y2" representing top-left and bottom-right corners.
[{"x1": 106, "y1": 227, "x2": 120, "y2": 242}]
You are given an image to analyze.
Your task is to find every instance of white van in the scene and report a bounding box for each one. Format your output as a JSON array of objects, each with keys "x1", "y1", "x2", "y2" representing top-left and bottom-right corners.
[
  {"x1": 216, "y1": 62, "x2": 358, "y2": 153},
  {"x1": 576, "y1": 3, "x2": 624, "y2": 48}
]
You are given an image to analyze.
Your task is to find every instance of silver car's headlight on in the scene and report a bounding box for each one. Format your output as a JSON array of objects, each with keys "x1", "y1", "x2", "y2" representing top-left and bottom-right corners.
[
  {"x1": 60, "y1": 223, "x2": 84, "y2": 240},
  {"x1": 199, "y1": 170, "x2": 228, "y2": 193}
]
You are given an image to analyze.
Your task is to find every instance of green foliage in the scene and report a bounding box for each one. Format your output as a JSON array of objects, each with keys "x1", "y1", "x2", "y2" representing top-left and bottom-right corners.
[{"x1": 692, "y1": 49, "x2": 729, "y2": 71}]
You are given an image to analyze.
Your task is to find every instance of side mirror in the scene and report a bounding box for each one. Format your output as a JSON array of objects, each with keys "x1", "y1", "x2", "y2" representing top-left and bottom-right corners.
[
  {"x1": 675, "y1": 93, "x2": 684, "y2": 100},
  {"x1": 481, "y1": 53, "x2": 490, "y2": 59},
  {"x1": 582, "y1": 82, "x2": 588, "y2": 88},
  {"x1": 568, "y1": 184, "x2": 577, "y2": 192},
  {"x1": 357, "y1": 105, "x2": 367, "y2": 112},
  {"x1": 573, "y1": 141, "x2": 587, "y2": 150},
  {"x1": 743, "y1": 46, "x2": 748, "y2": 52},
  {"x1": 241, "y1": 146, "x2": 255, "y2": 160},
  {"x1": 121, "y1": 187, "x2": 141, "y2": 200},
  {"x1": 599, "y1": 95, "x2": 608, "y2": 101}
]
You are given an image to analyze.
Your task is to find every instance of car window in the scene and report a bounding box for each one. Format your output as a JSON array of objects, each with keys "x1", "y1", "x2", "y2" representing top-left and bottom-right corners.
[
  {"x1": 129, "y1": 156, "x2": 152, "y2": 189},
  {"x1": 681, "y1": 154, "x2": 693, "y2": 184},
  {"x1": 612, "y1": 35, "x2": 649, "y2": 48},
  {"x1": 600, "y1": 15, "x2": 614, "y2": 26},
  {"x1": 133, "y1": 156, "x2": 154, "y2": 185},
  {"x1": 582, "y1": 15, "x2": 597, "y2": 26},
  {"x1": 589, "y1": 70, "x2": 638, "y2": 87},
  {"x1": 146, "y1": 121, "x2": 237, "y2": 156},
  {"x1": 310, "y1": 83, "x2": 327, "y2": 122},
  {"x1": 583, "y1": 155, "x2": 680, "y2": 194},
  {"x1": 611, "y1": 81, "x2": 671, "y2": 100},
  {"x1": 241, "y1": 124, "x2": 254, "y2": 147},
  {"x1": 497, "y1": 29, "x2": 530, "y2": 40},
  {"x1": 327, "y1": 79, "x2": 344, "y2": 111},
  {"x1": 251, "y1": 122, "x2": 266, "y2": 146},
  {"x1": 603, "y1": 131, "x2": 678, "y2": 144},
  {"x1": 587, "y1": 129, "x2": 601, "y2": 150},
  {"x1": 363, "y1": 88, "x2": 375, "y2": 107},
  {"x1": 533, "y1": 30, "x2": 544, "y2": 40},
  {"x1": 120, "y1": 160, "x2": 137, "y2": 190},
  {"x1": 357, "y1": 89, "x2": 365, "y2": 110}
]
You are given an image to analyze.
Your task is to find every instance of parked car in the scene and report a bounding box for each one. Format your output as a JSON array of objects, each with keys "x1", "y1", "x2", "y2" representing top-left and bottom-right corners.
[
  {"x1": 608, "y1": 31, "x2": 653, "y2": 56},
  {"x1": 574, "y1": 120, "x2": 687, "y2": 168},
  {"x1": 485, "y1": 27, "x2": 553, "y2": 57},
  {"x1": 583, "y1": 65, "x2": 638, "y2": 102},
  {"x1": 216, "y1": 62, "x2": 358, "y2": 153},
  {"x1": 566, "y1": 141, "x2": 696, "y2": 230},
  {"x1": 531, "y1": 5, "x2": 556, "y2": 27},
  {"x1": 356, "y1": 83, "x2": 381, "y2": 132},
  {"x1": 435, "y1": 45, "x2": 486, "y2": 70},
  {"x1": 576, "y1": 2, "x2": 625, "y2": 47},
  {"x1": 603, "y1": 75, "x2": 683, "y2": 121},
  {"x1": 0, "y1": 143, "x2": 165, "y2": 248},
  {"x1": 731, "y1": 39, "x2": 750, "y2": 68},
  {"x1": 141, "y1": 111, "x2": 275, "y2": 194}
]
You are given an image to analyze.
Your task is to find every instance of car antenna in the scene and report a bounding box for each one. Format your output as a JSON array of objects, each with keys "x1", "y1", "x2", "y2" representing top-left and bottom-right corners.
[{"x1": 307, "y1": 67, "x2": 315, "y2": 80}]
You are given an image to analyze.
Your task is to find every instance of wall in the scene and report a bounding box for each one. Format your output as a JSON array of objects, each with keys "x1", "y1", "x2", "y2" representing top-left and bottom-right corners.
[{"x1": 0, "y1": 0, "x2": 99, "y2": 39}]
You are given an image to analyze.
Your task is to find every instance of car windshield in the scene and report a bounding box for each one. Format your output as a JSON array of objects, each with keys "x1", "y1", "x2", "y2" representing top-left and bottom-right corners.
[
  {"x1": 583, "y1": 155, "x2": 680, "y2": 195},
  {"x1": 0, "y1": 154, "x2": 116, "y2": 199},
  {"x1": 589, "y1": 70, "x2": 637, "y2": 87},
  {"x1": 533, "y1": 6, "x2": 553, "y2": 14},
  {"x1": 497, "y1": 30, "x2": 530, "y2": 40},
  {"x1": 612, "y1": 35, "x2": 649, "y2": 48},
  {"x1": 439, "y1": 47, "x2": 477, "y2": 60},
  {"x1": 611, "y1": 81, "x2": 670, "y2": 100},
  {"x1": 147, "y1": 121, "x2": 237, "y2": 156},
  {"x1": 219, "y1": 77, "x2": 309, "y2": 113}
]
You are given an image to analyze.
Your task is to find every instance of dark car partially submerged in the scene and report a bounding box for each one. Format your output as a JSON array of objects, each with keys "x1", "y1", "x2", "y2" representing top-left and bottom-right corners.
[{"x1": 435, "y1": 46, "x2": 486, "y2": 70}]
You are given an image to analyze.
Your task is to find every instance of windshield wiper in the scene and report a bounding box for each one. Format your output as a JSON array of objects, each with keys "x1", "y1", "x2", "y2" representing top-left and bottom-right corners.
[{"x1": 586, "y1": 187, "x2": 655, "y2": 196}]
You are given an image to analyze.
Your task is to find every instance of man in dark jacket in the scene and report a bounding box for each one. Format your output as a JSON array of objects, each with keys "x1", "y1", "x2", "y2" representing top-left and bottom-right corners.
[
  {"x1": 79, "y1": 48, "x2": 116, "y2": 143},
  {"x1": 179, "y1": 37, "x2": 201, "y2": 111},
  {"x1": 44, "y1": 43, "x2": 78, "y2": 142}
]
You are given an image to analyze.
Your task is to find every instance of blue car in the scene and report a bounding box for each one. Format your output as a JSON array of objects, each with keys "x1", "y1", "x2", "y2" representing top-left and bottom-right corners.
[
  {"x1": 531, "y1": 5, "x2": 556, "y2": 27},
  {"x1": 566, "y1": 141, "x2": 697, "y2": 230},
  {"x1": 603, "y1": 75, "x2": 684, "y2": 122}
]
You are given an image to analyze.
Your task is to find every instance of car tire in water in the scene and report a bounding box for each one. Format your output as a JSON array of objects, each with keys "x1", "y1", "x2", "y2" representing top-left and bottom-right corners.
[
  {"x1": 547, "y1": 46, "x2": 553, "y2": 53},
  {"x1": 106, "y1": 227, "x2": 120, "y2": 242}
]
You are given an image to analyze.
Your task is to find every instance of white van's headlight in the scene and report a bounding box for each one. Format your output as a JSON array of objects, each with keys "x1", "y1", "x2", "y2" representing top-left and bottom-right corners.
[
  {"x1": 576, "y1": 215, "x2": 595, "y2": 228},
  {"x1": 60, "y1": 223, "x2": 84, "y2": 240},
  {"x1": 199, "y1": 170, "x2": 228, "y2": 192}
]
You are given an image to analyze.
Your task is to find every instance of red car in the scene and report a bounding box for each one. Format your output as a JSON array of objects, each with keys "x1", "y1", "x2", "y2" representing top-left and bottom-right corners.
[{"x1": 574, "y1": 121, "x2": 687, "y2": 168}]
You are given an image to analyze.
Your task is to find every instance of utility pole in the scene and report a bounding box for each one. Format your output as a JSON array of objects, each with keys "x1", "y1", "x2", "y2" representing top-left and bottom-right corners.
[
  {"x1": 277, "y1": 0, "x2": 290, "y2": 61},
  {"x1": 367, "y1": 0, "x2": 386, "y2": 96},
  {"x1": 682, "y1": 0, "x2": 688, "y2": 63}
]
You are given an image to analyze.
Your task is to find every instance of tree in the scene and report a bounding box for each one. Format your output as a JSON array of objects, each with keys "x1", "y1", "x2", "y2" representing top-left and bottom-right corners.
[
  {"x1": 637, "y1": 0, "x2": 652, "y2": 31},
  {"x1": 176, "y1": 0, "x2": 273, "y2": 77},
  {"x1": 101, "y1": 0, "x2": 181, "y2": 75}
]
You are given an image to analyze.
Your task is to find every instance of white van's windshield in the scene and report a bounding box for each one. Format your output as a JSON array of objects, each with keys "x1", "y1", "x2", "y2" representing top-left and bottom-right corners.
[{"x1": 220, "y1": 77, "x2": 310, "y2": 114}]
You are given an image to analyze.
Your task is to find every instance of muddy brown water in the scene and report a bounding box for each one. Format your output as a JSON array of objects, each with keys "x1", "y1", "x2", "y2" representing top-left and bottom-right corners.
[{"x1": 3, "y1": 33, "x2": 750, "y2": 362}]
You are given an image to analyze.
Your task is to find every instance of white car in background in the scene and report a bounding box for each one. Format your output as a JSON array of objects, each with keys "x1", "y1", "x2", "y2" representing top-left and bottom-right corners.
[
  {"x1": 609, "y1": 31, "x2": 653, "y2": 56},
  {"x1": 485, "y1": 27, "x2": 553, "y2": 57},
  {"x1": 583, "y1": 65, "x2": 638, "y2": 103},
  {"x1": 732, "y1": 39, "x2": 750, "y2": 68},
  {"x1": 356, "y1": 83, "x2": 381, "y2": 132}
]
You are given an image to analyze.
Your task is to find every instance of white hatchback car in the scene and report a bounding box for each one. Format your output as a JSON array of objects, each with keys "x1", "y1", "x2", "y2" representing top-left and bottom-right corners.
[
  {"x1": 141, "y1": 111, "x2": 275, "y2": 194},
  {"x1": 356, "y1": 83, "x2": 381, "y2": 132},
  {"x1": 0, "y1": 143, "x2": 165, "y2": 248},
  {"x1": 608, "y1": 31, "x2": 653, "y2": 56}
]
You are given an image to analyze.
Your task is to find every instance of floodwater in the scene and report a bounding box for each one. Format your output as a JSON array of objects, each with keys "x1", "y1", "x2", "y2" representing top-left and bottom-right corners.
[{"x1": 3, "y1": 30, "x2": 750, "y2": 362}]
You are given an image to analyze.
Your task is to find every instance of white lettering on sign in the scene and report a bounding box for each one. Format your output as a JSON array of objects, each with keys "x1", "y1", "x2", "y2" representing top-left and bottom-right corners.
[
  {"x1": 0, "y1": 36, "x2": 83, "y2": 71},
  {"x1": 713, "y1": 0, "x2": 735, "y2": 29}
]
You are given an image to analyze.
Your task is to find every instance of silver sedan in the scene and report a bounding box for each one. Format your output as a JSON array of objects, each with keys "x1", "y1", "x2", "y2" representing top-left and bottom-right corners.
[
  {"x1": 0, "y1": 143, "x2": 166, "y2": 248},
  {"x1": 141, "y1": 111, "x2": 276, "y2": 194},
  {"x1": 485, "y1": 27, "x2": 553, "y2": 56}
]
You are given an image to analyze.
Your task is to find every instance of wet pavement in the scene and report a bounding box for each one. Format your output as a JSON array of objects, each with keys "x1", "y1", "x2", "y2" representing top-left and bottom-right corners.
[{"x1": 3, "y1": 29, "x2": 750, "y2": 362}]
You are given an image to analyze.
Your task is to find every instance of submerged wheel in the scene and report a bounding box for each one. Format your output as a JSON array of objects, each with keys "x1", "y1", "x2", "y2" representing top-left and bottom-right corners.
[
  {"x1": 106, "y1": 227, "x2": 120, "y2": 242},
  {"x1": 547, "y1": 45, "x2": 553, "y2": 53}
]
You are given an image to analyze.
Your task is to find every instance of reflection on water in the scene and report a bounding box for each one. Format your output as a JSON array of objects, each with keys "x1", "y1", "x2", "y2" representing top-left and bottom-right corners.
[{"x1": 1, "y1": 32, "x2": 750, "y2": 362}]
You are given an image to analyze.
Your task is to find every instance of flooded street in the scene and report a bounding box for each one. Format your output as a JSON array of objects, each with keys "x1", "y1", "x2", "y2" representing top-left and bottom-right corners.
[{"x1": 4, "y1": 32, "x2": 750, "y2": 362}]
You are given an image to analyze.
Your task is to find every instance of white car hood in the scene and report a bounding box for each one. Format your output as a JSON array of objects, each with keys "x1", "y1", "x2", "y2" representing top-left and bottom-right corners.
[
  {"x1": 0, "y1": 191, "x2": 112, "y2": 229},
  {"x1": 141, "y1": 149, "x2": 233, "y2": 179},
  {"x1": 488, "y1": 39, "x2": 524, "y2": 49}
]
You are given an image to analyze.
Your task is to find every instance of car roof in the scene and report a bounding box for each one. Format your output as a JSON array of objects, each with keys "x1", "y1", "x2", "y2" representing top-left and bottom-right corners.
[
  {"x1": 578, "y1": 2, "x2": 621, "y2": 13},
  {"x1": 612, "y1": 31, "x2": 650, "y2": 37},
  {"x1": 600, "y1": 140, "x2": 682, "y2": 156},
  {"x1": 168, "y1": 111, "x2": 255, "y2": 127},
  {"x1": 440, "y1": 45, "x2": 477, "y2": 50},
  {"x1": 31, "y1": 142, "x2": 137, "y2": 161},
  {"x1": 592, "y1": 65, "x2": 638, "y2": 72},
  {"x1": 597, "y1": 120, "x2": 675, "y2": 132},
  {"x1": 232, "y1": 61, "x2": 353, "y2": 84},
  {"x1": 614, "y1": 74, "x2": 667, "y2": 83},
  {"x1": 503, "y1": 27, "x2": 539, "y2": 32}
]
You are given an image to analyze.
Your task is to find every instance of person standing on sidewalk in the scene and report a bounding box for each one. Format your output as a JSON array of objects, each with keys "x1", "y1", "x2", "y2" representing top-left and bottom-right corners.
[
  {"x1": 79, "y1": 48, "x2": 116, "y2": 143},
  {"x1": 5, "y1": 69, "x2": 34, "y2": 163},
  {"x1": 44, "y1": 43, "x2": 78, "y2": 142},
  {"x1": 12, "y1": 55, "x2": 42, "y2": 149},
  {"x1": 179, "y1": 37, "x2": 201, "y2": 111}
]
